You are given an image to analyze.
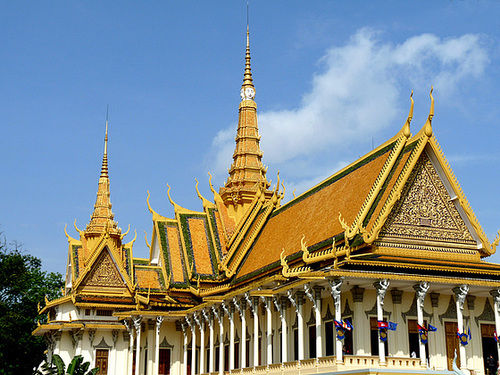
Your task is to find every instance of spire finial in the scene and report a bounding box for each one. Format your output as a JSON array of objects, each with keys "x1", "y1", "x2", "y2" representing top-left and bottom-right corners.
[
  {"x1": 100, "y1": 105, "x2": 109, "y2": 178},
  {"x1": 240, "y1": 3, "x2": 255, "y2": 101}
]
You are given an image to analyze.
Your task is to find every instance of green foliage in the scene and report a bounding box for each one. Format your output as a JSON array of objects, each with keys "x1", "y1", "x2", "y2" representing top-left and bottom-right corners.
[
  {"x1": 36, "y1": 355, "x2": 98, "y2": 375},
  {"x1": 0, "y1": 232, "x2": 64, "y2": 375}
]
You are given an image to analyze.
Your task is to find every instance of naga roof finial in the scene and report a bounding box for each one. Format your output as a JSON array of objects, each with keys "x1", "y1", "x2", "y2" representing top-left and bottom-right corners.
[
  {"x1": 424, "y1": 87, "x2": 434, "y2": 137},
  {"x1": 402, "y1": 90, "x2": 414, "y2": 138}
]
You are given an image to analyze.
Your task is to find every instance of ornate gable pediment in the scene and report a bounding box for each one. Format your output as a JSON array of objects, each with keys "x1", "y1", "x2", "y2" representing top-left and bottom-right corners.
[
  {"x1": 80, "y1": 248, "x2": 127, "y2": 291},
  {"x1": 378, "y1": 152, "x2": 476, "y2": 249}
]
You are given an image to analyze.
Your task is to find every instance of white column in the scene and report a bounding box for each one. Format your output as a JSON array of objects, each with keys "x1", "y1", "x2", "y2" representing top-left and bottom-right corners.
[
  {"x1": 280, "y1": 297, "x2": 287, "y2": 363},
  {"x1": 194, "y1": 314, "x2": 205, "y2": 375},
  {"x1": 112, "y1": 330, "x2": 119, "y2": 375},
  {"x1": 148, "y1": 320, "x2": 155, "y2": 375},
  {"x1": 133, "y1": 317, "x2": 142, "y2": 375},
  {"x1": 235, "y1": 298, "x2": 247, "y2": 369},
  {"x1": 154, "y1": 316, "x2": 164, "y2": 375},
  {"x1": 453, "y1": 285, "x2": 469, "y2": 371},
  {"x1": 219, "y1": 311, "x2": 224, "y2": 375},
  {"x1": 350, "y1": 287, "x2": 366, "y2": 355},
  {"x1": 296, "y1": 291, "x2": 305, "y2": 361},
  {"x1": 182, "y1": 322, "x2": 188, "y2": 375},
  {"x1": 202, "y1": 309, "x2": 212, "y2": 374},
  {"x1": 414, "y1": 282, "x2": 429, "y2": 368},
  {"x1": 253, "y1": 297, "x2": 259, "y2": 367},
  {"x1": 187, "y1": 317, "x2": 197, "y2": 375},
  {"x1": 314, "y1": 286, "x2": 323, "y2": 358},
  {"x1": 286, "y1": 291, "x2": 299, "y2": 362},
  {"x1": 212, "y1": 306, "x2": 224, "y2": 375},
  {"x1": 329, "y1": 279, "x2": 343, "y2": 364},
  {"x1": 229, "y1": 304, "x2": 235, "y2": 370},
  {"x1": 374, "y1": 280, "x2": 389, "y2": 366},
  {"x1": 390, "y1": 290, "x2": 404, "y2": 357},
  {"x1": 265, "y1": 297, "x2": 272, "y2": 365},
  {"x1": 208, "y1": 311, "x2": 215, "y2": 373},
  {"x1": 428, "y1": 293, "x2": 440, "y2": 370},
  {"x1": 490, "y1": 289, "x2": 500, "y2": 372},
  {"x1": 124, "y1": 320, "x2": 135, "y2": 375}
]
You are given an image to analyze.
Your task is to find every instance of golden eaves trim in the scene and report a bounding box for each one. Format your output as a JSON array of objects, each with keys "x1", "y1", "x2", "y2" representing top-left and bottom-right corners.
[
  {"x1": 346, "y1": 134, "x2": 408, "y2": 240},
  {"x1": 362, "y1": 137, "x2": 426, "y2": 244},
  {"x1": 39, "y1": 295, "x2": 73, "y2": 314}
]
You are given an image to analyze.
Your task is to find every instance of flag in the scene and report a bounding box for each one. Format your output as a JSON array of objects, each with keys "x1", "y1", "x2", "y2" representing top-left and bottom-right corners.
[
  {"x1": 494, "y1": 332, "x2": 498, "y2": 343},
  {"x1": 459, "y1": 333, "x2": 468, "y2": 346},
  {"x1": 468, "y1": 327, "x2": 472, "y2": 341},
  {"x1": 336, "y1": 327, "x2": 345, "y2": 340},
  {"x1": 334, "y1": 320, "x2": 343, "y2": 328},
  {"x1": 379, "y1": 329, "x2": 388, "y2": 342},
  {"x1": 428, "y1": 324, "x2": 437, "y2": 332},
  {"x1": 388, "y1": 322, "x2": 397, "y2": 331},
  {"x1": 345, "y1": 320, "x2": 353, "y2": 331},
  {"x1": 420, "y1": 331, "x2": 428, "y2": 344},
  {"x1": 418, "y1": 323, "x2": 427, "y2": 332},
  {"x1": 378, "y1": 320, "x2": 388, "y2": 329}
]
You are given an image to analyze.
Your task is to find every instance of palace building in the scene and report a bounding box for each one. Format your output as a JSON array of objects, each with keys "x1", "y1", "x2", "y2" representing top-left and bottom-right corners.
[{"x1": 34, "y1": 27, "x2": 500, "y2": 375}]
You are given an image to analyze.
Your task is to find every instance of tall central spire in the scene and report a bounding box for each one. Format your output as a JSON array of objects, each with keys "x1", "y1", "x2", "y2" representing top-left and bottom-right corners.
[
  {"x1": 219, "y1": 24, "x2": 272, "y2": 220},
  {"x1": 85, "y1": 111, "x2": 120, "y2": 237}
]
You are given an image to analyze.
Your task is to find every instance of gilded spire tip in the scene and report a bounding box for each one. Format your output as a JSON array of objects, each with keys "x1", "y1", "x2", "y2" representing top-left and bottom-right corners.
[
  {"x1": 100, "y1": 106, "x2": 109, "y2": 179},
  {"x1": 240, "y1": 13, "x2": 255, "y2": 101}
]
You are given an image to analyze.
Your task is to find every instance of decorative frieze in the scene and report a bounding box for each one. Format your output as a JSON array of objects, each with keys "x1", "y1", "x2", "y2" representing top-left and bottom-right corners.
[{"x1": 379, "y1": 153, "x2": 475, "y2": 245}]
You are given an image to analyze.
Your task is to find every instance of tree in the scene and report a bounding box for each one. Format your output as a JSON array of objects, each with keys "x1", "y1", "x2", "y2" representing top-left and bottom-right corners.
[
  {"x1": 0, "y1": 232, "x2": 64, "y2": 375},
  {"x1": 36, "y1": 354, "x2": 99, "y2": 375}
]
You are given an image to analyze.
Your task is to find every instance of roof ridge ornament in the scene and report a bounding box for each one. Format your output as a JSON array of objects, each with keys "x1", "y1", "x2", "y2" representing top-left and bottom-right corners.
[
  {"x1": 402, "y1": 90, "x2": 414, "y2": 138},
  {"x1": 424, "y1": 87, "x2": 434, "y2": 137}
]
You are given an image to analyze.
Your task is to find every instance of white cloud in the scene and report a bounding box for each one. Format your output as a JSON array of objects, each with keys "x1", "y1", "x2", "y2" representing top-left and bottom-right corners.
[{"x1": 208, "y1": 29, "x2": 489, "y2": 197}]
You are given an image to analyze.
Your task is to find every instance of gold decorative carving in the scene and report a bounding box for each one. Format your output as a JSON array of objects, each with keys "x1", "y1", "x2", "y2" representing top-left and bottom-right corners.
[
  {"x1": 83, "y1": 250, "x2": 124, "y2": 288},
  {"x1": 380, "y1": 153, "x2": 474, "y2": 244}
]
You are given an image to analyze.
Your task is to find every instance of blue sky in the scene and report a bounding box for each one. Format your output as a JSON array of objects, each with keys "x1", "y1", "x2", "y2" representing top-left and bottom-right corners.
[{"x1": 1, "y1": 1, "x2": 500, "y2": 274}]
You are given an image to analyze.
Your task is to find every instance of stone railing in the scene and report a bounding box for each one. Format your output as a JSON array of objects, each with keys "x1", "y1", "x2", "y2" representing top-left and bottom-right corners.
[{"x1": 203, "y1": 355, "x2": 424, "y2": 375}]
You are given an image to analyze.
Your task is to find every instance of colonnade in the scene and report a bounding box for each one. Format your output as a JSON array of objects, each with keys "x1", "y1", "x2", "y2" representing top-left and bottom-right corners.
[{"x1": 121, "y1": 283, "x2": 500, "y2": 375}]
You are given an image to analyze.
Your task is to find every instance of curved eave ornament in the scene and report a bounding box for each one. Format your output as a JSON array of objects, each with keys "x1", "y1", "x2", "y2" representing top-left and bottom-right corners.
[{"x1": 280, "y1": 249, "x2": 311, "y2": 278}]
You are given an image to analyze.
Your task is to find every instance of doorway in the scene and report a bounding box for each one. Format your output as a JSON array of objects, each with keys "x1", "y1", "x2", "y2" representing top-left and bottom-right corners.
[
  {"x1": 481, "y1": 324, "x2": 498, "y2": 375},
  {"x1": 445, "y1": 322, "x2": 460, "y2": 371},
  {"x1": 159, "y1": 348, "x2": 171, "y2": 375},
  {"x1": 95, "y1": 349, "x2": 109, "y2": 375}
]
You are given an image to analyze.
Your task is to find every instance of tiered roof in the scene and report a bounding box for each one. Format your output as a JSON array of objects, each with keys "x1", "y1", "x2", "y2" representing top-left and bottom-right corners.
[{"x1": 37, "y1": 31, "x2": 500, "y2": 330}]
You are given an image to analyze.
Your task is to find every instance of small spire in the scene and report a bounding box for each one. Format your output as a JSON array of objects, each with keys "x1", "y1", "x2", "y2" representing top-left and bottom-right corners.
[{"x1": 85, "y1": 108, "x2": 120, "y2": 237}]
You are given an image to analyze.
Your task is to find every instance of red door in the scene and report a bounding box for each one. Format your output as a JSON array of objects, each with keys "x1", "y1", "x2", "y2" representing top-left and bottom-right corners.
[
  {"x1": 159, "y1": 349, "x2": 171, "y2": 375},
  {"x1": 95, "y1": 349, "x2": 109, "y2": 375}
]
